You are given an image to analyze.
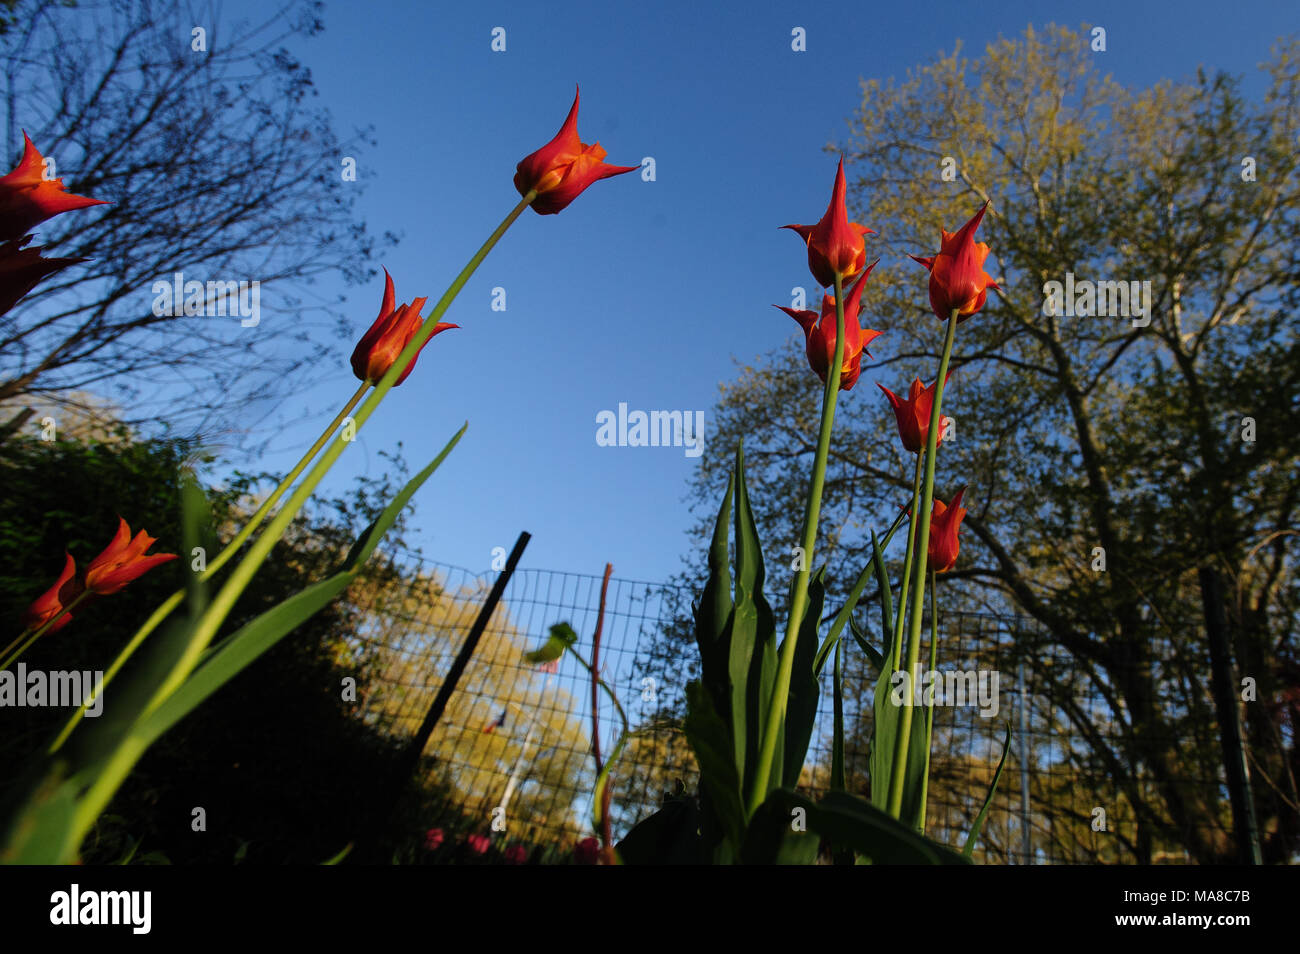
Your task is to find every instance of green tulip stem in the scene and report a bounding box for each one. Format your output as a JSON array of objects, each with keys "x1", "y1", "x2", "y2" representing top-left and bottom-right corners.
[
  {"x1": 749, "y1": 271, "x2": 848, "y2": 817},
  {"x1": 886, "y1": 307, "x2": 959, "y2": 820},
  {"x1": 891, "y1": 453, "x2": 925, "y2": 673},
  {"x1": 918, "y1": 568, "x2": 939, "y2": 831}
]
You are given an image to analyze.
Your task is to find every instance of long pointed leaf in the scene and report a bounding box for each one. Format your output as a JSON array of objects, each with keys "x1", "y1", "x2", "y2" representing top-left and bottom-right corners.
[{"x1": 963, "y1": 723, "x2": 1013, "y2": 859}]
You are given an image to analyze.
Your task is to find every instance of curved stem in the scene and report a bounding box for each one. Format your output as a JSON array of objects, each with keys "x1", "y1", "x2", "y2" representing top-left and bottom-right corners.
[
  {"x1": 749, "y1": 272, "x2": 847, "y2": 815},
  {"x1": 886, "y1": 308, "x2": 959, "y2": 819},
  {"x1": 48, "y1": 382, "x2": 371, "y2": 753}
]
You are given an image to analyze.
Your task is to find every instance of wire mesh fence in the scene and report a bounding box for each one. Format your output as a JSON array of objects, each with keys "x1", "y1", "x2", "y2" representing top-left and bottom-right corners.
[{"x1": 346, "y1": 551, "x2": 1231, "y2": 864}]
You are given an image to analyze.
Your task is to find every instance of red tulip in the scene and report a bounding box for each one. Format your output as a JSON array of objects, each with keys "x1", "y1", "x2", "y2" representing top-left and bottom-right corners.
[
  {"x1": 424, "y1": 827, "x2": 445, "y2": 851},
  {"x1": 350, "y1": 268, "x2": 455, "y2": 386},
  {"x1": 573, "y1": 836, "x2": 599, "y2": 865},
  {"x1": 782, "y1": 157, "x2": 874, "y2": 288},
  {"x1": 504, "y1": 843, "x2": 528, "y2": 865},
  {"x1": 925, "y1": 488, "x2": 967, "y2": 573},
  {"x1": 22, "y1": 552, "x2": 80, "y2": 633},
  {"x1": 466, "y1": 833, "x2": 490, "y2": 855},
  {"x1": 910, "y1": 203, "x2": 1000, "y2": 322},
  {"x1": 0, "y1": 236, "x2": 85, "y2": 318},
  {"x1": 775, "y1": 263, "x2": 882, "y2": 391},
  {"x1": 83, "y1": 517, "x2": 177, "y2": 596},
  {"x1": 0, "y1": 132, "x2": 107, "y2": 241},
  {"x1": 514, "y1": 86, "x2": 638, "y2": 215},
  {"x1": 877, "y1": 374, "x2": 951, "y2": 454}
]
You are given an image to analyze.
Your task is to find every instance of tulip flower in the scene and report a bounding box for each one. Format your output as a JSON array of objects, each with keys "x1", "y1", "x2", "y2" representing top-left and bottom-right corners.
[
  {"x1": 504, "y1": 843, "x2": 528, "y2": 865},
  {"x1": 775, "y1": 263, "x2": 881, "y2": 391},
  {"x1": 424, "y1": 827, "x2": 445, "y2": 851},
  {"x1": 350, "y1": 268, "x2": 455, "y2": 386},
  {"x1": 924, "y1": 488, "x2": 967, "y2": 573},
  {"x1": 909, "y1": 203, "x2": 1000, "y2": 322},
  {"x1": 573, "y1": 836, "x2": 599, "y2": 865},
  {"x1": 21, "y1": 552, "x2": 80, "y2": 633},
  {"x1": 782, "y1": 157, "x2": 874, "y2": 288},
  {"x1": 514, "y1": 87, "x2": 638, "y2": 215},
  {"x1": 83, "y1": 517, "x2": 178, "y2": 596},
  {"x1": 877, "y1": 374, "x2": 951, "y2": 454},
  {"x1": 0, "y1": 236, "x2": 85, "y2": 318},
  {"x1": 466, "y1": 833, "x2": 490, "y2": 855},
  {"x1": 0, "y1": 132, "x2": 107, "y2": 241}
]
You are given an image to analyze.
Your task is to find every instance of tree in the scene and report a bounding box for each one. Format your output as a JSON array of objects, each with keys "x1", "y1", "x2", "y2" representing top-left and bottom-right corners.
[
  {"x1": 648, "y1": 25, "x2": 1299, "y2": 863},
  {"x1": 0, "y1": 0, "x2": 390, "y2": 443}
]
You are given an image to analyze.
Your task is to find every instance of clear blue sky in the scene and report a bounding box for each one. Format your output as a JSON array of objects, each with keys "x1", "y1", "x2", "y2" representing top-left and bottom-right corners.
[{"x1": 220, "y1": 0, "x2": 1295, "y2": 585}]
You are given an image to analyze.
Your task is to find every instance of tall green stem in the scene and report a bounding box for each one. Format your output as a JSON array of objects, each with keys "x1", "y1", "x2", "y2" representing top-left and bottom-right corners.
[
  {"x1": 886, "y1": 308, "x2": 959, "y2": 819},
  {"x1": 67, "y1": 194, "x2": 535, "y2": 842},
  {"x1": 891, "y1": 453, "x2": 924, "y2": 673},
  {"x1": 48, "y1": 382, "x2": 371, "y2": 753},
  {"x1": 748, "y1": 272, "x2": 847, "y2": 816},
  {"x1": 918, "y1": 568, "x2": 939, "y2": 831}
]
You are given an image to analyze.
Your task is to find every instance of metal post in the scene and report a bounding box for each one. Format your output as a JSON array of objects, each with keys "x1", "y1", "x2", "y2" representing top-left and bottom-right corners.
[{"x1": 1015, "y1": 615, "x2": 1032, "y2": 865}]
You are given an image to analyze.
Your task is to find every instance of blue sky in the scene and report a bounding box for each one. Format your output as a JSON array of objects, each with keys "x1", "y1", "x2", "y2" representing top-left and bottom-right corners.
[{"x1": 221, "y1": 0, "x2": 1295, "y2": 585}]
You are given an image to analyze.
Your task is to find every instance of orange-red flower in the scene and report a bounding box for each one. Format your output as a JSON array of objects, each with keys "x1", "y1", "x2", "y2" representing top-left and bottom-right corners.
[
  {"x1": 83, "y1": 517, "x2": 177, "y2": 596},
  {"x1": 22, "y1": 552, "x2": 80, "y2": 633},
  {"x1": 350, "y1": 268, "x2": 455, "y2": 386},
  {"x1": 0, "y1": 236, "x2": 85, "y2": 318},
  {"x1": 0, "y1": 132, "x2": 107, "y2": 241},
  {"x1": 877, "y1": 374, "x2": 951, "y2": 454},
  {"x1": 910, "y1": 203, "x2": 1000, "y2": 322},
  {"x1": 782, "y1": 157, "x2": 874, "y2": 288},
  {"x1": 514, "y1": 86, "x2": 638, "y2": 215},
  {"x1": 925, "y1": 488, "x2": 967, "y2": 573},
  {"x1": 776, "y1": 263, "x2": 882, "y2": 391}
]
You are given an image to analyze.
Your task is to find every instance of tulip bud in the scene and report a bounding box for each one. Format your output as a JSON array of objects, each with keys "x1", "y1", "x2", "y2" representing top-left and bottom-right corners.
[
  {"x1": 775, "y1": 263, "x2": 881, "y2": 391},
  {"x1": 925, "y1": 488, "x2": 967, "y2": 573},
  {"x1": 910, "y1": 203, "x2": 1001, "y2": 323},
  {"x1": 21, "y1": 552, "x2": 79, "y2": 633},
  {"x1": 782, "y1": 157, "x2": 874, "y2": 287},
  {"x1": 350, "y1": 268, "x2": 455, "y2": 386}
]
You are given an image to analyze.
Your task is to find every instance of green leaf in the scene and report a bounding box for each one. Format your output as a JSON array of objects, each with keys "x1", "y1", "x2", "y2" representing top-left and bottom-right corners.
[
  {"x1": 813, "y1": 516, "x2": 903, "y2": 680},
  {"x1": 179, "y1": 470, "x2": 212, "y2": 620},
  {"x1": 0, "y1": 770, "x2": 79, "y2": 864},
  {"x1": 683, "y1": 680, "x2": 746, "y2": 852},
  {"x1": 762, "y1": 789, "x2": 968, "y2": 865},
  {"x1": 321, "y1": 842, "x2": 353, "y2": 865},
  {"x1": 963, "y1": 723, "x2": 1013, "y2": 860},
  {"x1": 868, "y1": 655, "x2": 927, "y2": 825},
  {"x1": 695, "y1": 469, "x2": 736, "y2": 765},
  {"x1": 617, "y1": 793, "x2": 704, "y2": 865},
  {"x1": 813, "y1": 557, "x2": 871, "y2": 678},
  {"x1": 740, "y1": 789, "x2": 821, "y2": 865},
  {"x1": 731, "y1": 445, "x2": 776, "y2": 800},
  {"x1": 849, "y1": 614, "x2": 886, "y2": 673},
  {"x1": 870, "y1": 529, "x2": 895, "y2": 652},
  {"x1": 522, "y1": 621, "x2": 577, "y2": 664}
]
